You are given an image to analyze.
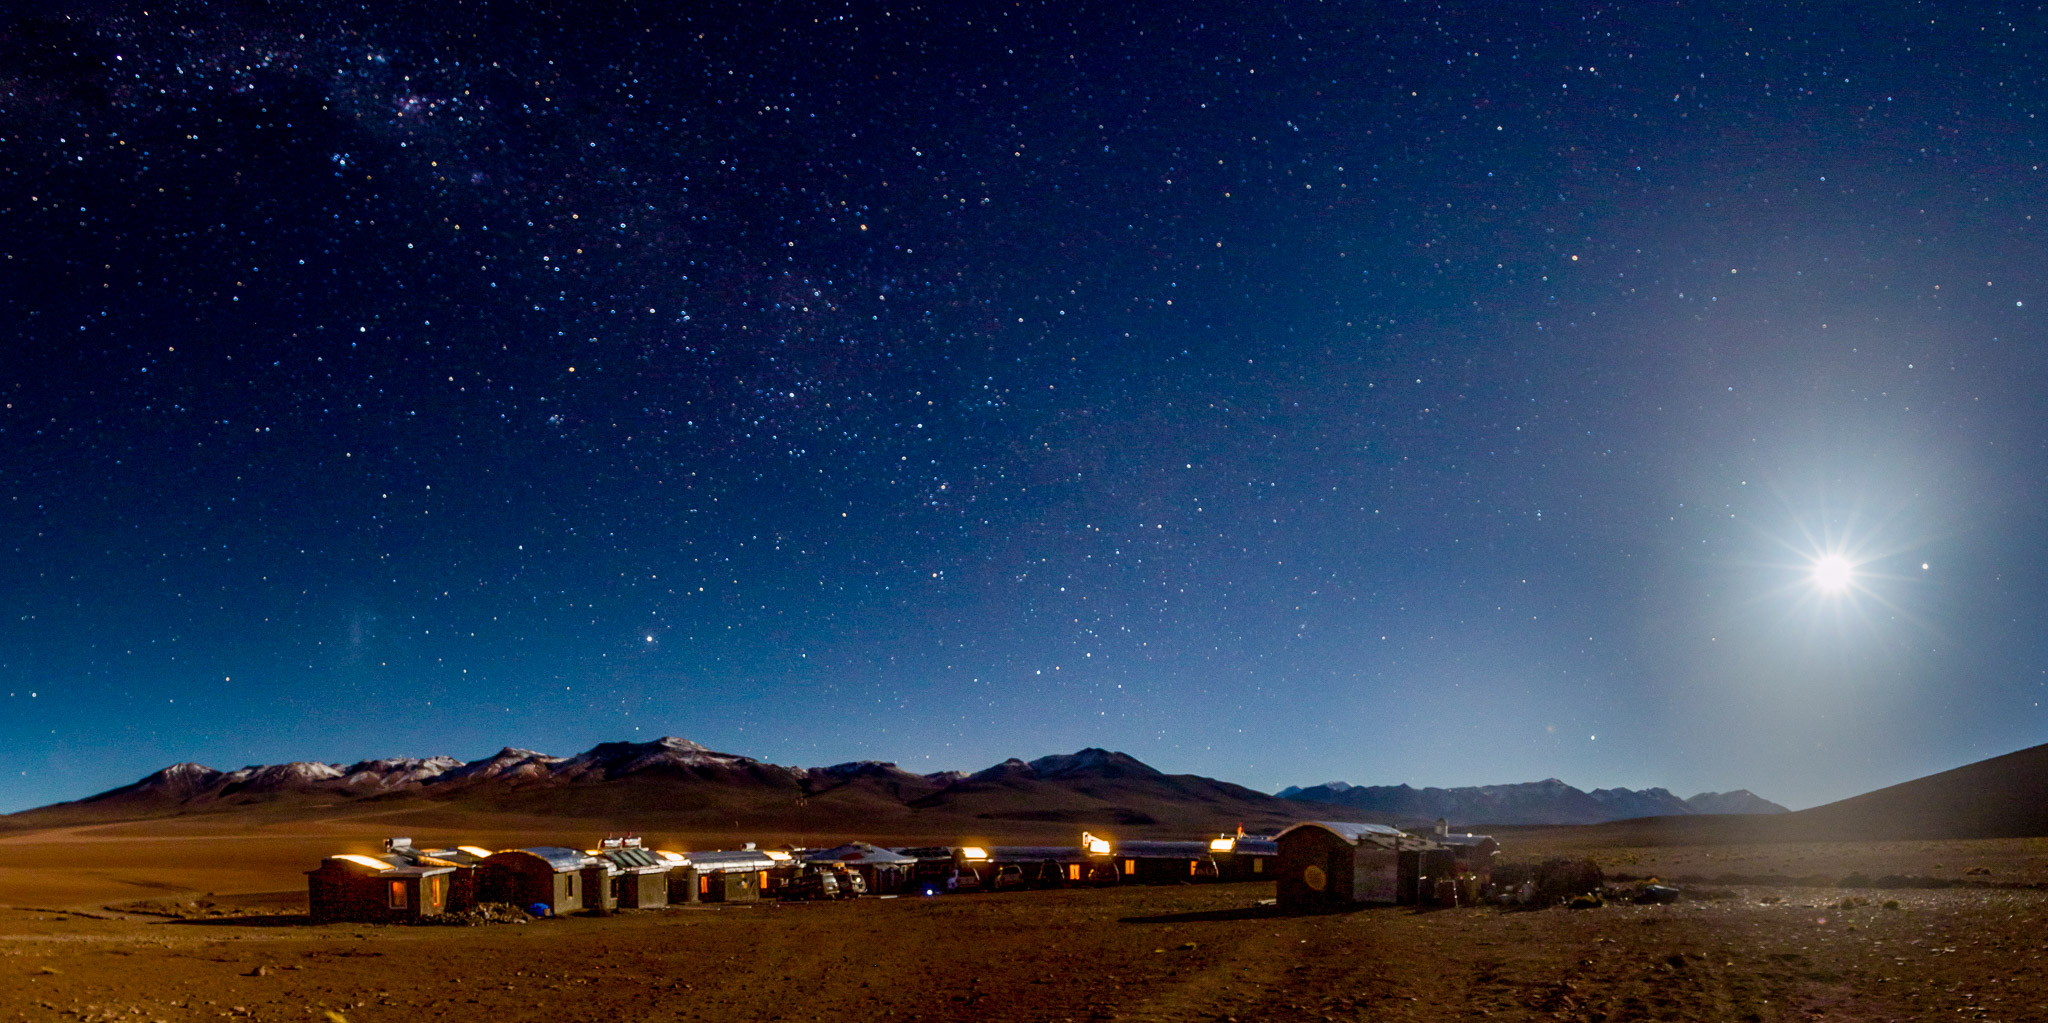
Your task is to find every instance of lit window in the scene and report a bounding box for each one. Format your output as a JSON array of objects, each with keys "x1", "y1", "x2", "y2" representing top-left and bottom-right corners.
[
  {"x1": 1067, "y1": 864, "x2": 1081, "y2": 881},
  {"x1": 388, "y1": 880, "x2": 408, "y2": 909},
  {"x1": 1253, "y1": 859, "x2": 1264, "y2": 874},
  {"x1": 1123, "y1": 859, "x2": 1135, "y2": 875}
]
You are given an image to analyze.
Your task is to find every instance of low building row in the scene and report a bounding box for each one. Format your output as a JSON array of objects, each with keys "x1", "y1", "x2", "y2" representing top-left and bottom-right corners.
[{"x1": 307, "y1": 823, "x2": 1495, "y2": 923}]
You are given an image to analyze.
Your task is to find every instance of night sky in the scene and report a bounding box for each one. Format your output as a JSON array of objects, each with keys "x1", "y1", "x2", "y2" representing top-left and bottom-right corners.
[{"x1": 5, "y1": 2, "x2": 2047, "y2": 813}]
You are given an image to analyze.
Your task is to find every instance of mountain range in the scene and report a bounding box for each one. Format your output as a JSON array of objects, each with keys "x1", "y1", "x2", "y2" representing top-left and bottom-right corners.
[
  {"x1": 1275, "y1": 779, "x2": 1788, "y2": 826},
  {"x1": 3, "y1": 738, "x2": 1315, "y2": 837},
  {"x1": 5, "y1": 736, "x2": 1797, "y2": 835},
  {"x1": 15, "y1": 735, "x2": 2048, "y2": 843}
]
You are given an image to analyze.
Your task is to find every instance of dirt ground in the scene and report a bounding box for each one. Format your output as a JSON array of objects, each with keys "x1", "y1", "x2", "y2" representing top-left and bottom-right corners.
[{"x1": 6, "y1": 824, "x2": 2048, "y2": 1022}]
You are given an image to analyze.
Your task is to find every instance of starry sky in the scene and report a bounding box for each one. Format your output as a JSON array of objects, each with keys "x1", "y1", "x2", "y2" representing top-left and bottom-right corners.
[{"x1": 5, "y1": 1, "x2": 2047, "y2": 813}]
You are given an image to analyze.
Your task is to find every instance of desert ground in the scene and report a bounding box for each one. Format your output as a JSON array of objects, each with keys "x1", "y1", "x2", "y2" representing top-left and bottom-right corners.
[{"x1": 6, "y1": 816, "x2": 2048, "y2": 1023}]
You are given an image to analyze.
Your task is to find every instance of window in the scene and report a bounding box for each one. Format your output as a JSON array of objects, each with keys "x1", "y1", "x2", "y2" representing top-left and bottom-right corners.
[
  {"x1": 387, "y1": 880, "x2": 408, "y2": 909},
  {"x1": 1253, "y1": 859, "x2": 1264, "y2": 874},
  {"x1": 567, "y1": 873, "x2": 578, "y2": 898},
  {"x1": 1123, "y1": 859, "x2": 1135, "y2": 875},
  {"x1": 1067, "y1": 864, "x2": 1081, "y2": 881},
  {"x1": 1188, "y1": 860, "x2": 1198, "y2": 876}
]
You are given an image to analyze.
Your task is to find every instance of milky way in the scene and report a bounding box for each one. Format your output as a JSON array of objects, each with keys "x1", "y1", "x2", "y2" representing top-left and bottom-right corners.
[{"x1": 5, "y1": 3, "x2": 2047, "y2": 811}]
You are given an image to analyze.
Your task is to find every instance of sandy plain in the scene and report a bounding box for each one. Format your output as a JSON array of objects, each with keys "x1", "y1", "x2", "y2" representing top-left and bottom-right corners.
[{"x1": 6, "y1": 817, "x2": 2048, "y2": 1023}]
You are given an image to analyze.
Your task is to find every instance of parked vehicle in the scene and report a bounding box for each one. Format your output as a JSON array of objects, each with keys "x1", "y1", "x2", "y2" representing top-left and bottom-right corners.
[
  {"x1": 779, "y1": 866, "x2": 843, "y2": 901},
  {"x1": 831, "y1": 866, "x2": 868, "y2": 897}
]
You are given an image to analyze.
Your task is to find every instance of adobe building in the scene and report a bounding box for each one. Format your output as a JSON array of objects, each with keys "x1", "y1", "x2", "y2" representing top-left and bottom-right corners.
[
  {"x1": 686, "y1": 849, "x2": 778, "y2": 902},
  {"x1": 478, "y1": 847, "x2": 594, "y2": 916},
  {"x1": 597, "y1": 837, "x2": 672, "y2": 908},
  {"x1": 581, "y1": 857, "x2": 621, "y2": 912},
  {"x1": 307, "y1": 854, "x2": 456, "y2": 924},
  {"x1": 984, "y1": 845, "x2": 1105, "y2": 887},
  {"x1": 660, "y1": 851, "x2": 699, "y2": 903},
  {"x1": 381, "y1": 838, "x2": 491, "y2": 913},
  {"x1": 1208, "y1": 832, "x2": 1279, "y2": 881},
  {"x1": 1276, "y1": 821, "x2": 1448, "y2": 909},
  {"x1": 1106, "y1": 840, "x2": 1222, "y2": 884}
]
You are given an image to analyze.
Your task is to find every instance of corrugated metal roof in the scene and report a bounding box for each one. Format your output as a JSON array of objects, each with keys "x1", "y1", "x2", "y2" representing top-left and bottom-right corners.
[
  {"x1": 1276, "y1": 821, "x2": 1414, "y2": 846},
  {"x1": 320, "y1": 854, "x2": 398, "y2": 872},
  {"x1": 986, "y1": 845, "x2": 1094, "y2": 864},
  {"x1": 688, "y1": 850, "x2": 779, "y2": 873},
  {"x1": 1435, "y1": 833, "x2": 1497, "y2": 849},
  {"x1": 384, "y1": 865, "x2": 457, "y2": 878},
  {"x1": 1113, "y1": 840, "x2": 1214, "y2": 858},
  {"x1": 416, "y1": 848, "x2": 489, "y2": 867},
  {"x1": 496, "y1": 846, "x2": 592, "y2": 872}
]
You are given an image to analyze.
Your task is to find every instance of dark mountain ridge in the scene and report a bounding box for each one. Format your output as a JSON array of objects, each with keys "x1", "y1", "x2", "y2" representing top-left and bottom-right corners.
[
  {"x1": 1277, "y1": 778, "x2": 1789, "y2": 826},
  {"x1": 6, "y1": 739, "x2": 1315, "y2": 835}
]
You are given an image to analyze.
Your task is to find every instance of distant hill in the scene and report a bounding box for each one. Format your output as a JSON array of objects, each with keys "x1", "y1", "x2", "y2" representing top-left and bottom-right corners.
[
  {"x1": 1509, "y1": 741, "x2": 2048, "y2": 846},
  {"x1": 1276, "y1": 778, "x2": 1788, "y2": 827},
  {"x1": 1778, "y1": 741, "x2": 2048, "y2": 840},
  {"x1": 3, "y1": 738, "x2": 1322, "y2": 838}
]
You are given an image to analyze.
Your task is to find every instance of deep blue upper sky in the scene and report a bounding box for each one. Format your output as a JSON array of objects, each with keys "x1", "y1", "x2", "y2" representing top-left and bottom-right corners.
[{"x1": 4, "y1": 1, "x2": 2046, "y2": 812}]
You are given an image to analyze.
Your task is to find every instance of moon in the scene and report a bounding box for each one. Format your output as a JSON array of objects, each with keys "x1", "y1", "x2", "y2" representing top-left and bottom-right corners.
[{"x1": 1811, "y1": 553, "x2": 1854, "y2": 594}]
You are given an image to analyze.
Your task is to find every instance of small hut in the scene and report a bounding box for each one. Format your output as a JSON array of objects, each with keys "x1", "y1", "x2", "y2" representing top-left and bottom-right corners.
[
  {"x1": 687, "y1": 849, "x2": 778, "y2": 902},
  {"x1": 307, "y1": 854, "x2": 456, "y2": 924},
  {"x1": 597, "y1": 837, "x2": 672, "y2": 909},
  {"x1": 1275, "y1": 821, "x2": 1445, "y2": 908},
  {"x1": 478, "y1": 847, "x2": 594, "y2": 916},
  {"x1": 803, "y1": 842, "x2": 919, "y2": 894},
  {"x1": 382, "y1": 838, "x2": 491, "y2": 913}
]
